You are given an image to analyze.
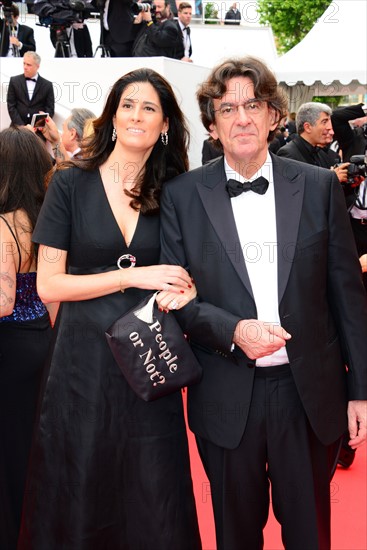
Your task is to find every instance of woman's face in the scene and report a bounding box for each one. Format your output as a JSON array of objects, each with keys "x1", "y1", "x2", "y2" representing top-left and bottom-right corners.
[{"x1": 112, "y1": 81, "x2": 169, "y2": 155}]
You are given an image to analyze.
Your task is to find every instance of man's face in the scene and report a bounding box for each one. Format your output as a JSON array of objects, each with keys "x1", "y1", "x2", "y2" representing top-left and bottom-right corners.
[
  {"x1": 23, "y1": 56, "x2": 39, "y2": 79},
  {"x1": 209, "y1": 76, "x2": 277, "y2": 175},
  {"x1": 304, "y1": 112, "x2": 333, "y2": 147},
  {"x1": 178, "y1": 7, "x2": 192, "y2": 26},
  {"x1": 153, "y1": 0, "x2": 169, "y2": 20}
]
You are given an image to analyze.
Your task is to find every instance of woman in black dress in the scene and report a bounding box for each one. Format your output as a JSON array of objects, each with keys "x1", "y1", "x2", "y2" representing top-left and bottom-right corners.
[
  {"x1": 18, "y1": 69, "x2": 202, "y2": 550},
  {"x1": 0, "y1": 127, "x2": 54, "y2": 550}
]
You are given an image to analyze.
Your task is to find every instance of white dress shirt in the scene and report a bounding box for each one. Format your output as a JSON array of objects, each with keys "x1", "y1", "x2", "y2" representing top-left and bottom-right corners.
[
  {"x1": 225, "y1": 152, "x2": 289, "y2": 366},
  {"x1": 178, "y1": 20, "x2": 191, "y2": 58}
]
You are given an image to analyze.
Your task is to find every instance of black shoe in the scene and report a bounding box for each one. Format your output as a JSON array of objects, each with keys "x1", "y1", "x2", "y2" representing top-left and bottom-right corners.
[{"x1": 337, "y1": 441, "x2": 356, "y2": 468}]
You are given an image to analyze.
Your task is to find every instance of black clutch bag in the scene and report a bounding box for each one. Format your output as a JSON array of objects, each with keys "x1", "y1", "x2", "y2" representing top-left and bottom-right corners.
[{"x1": 105, "y1": 292, "x2": 202, "y2": 401}]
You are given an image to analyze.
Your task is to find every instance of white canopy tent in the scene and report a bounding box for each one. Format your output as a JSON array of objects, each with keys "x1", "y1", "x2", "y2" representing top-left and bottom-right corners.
[{"x1": 273, "y1": 0, "x2": 367, "y2": 111}]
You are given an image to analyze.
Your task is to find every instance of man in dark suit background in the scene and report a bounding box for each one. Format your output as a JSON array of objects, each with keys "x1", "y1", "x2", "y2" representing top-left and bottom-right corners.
[
  {"x1": 97, "y1": 0, "x2": 141, "y2": 56},
  {"x1": 0, "y1": 2, "x2": 36, "y2": 57},
  {"x1": 159, "y1": 57, "x2": 367, "y2": 549},
  {"x1": 224, "y1": 2, "x2": 241, "y2": 24},
  {"x1": 6, "y1": 51, "x2": 55, "y2": 126},
  {"x1": 277, "y1": 101, "x2": 350, "y2": 183}
]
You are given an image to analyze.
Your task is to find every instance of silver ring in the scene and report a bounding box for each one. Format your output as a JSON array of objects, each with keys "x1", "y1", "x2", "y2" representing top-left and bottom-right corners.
[
  {"x1": 162, "y1": 283, "x2": 171, "y2": 291},
  {"x1": 170, "y1": 299, "x2": 179, "y2": 310},
  {"x1": 117, "y1": 254, "x2": 136, "y2": 269}
]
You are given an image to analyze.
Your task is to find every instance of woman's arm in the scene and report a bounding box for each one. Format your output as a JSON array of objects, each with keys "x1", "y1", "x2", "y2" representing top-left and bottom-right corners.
[{"x1": 37, "y1": 245, "x2": 194, "y2": 304}]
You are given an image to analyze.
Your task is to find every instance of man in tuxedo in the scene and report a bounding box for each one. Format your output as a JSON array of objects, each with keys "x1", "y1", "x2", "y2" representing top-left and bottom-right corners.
[
  {"x1": 176, "y1": 2, "x2": 192, "y2": 62},
  {"x1": 98, "y1": 0, "x2": 141, "y2": 56},
  {"x1": 0, "y1": 2, "x2": 36, "y2": 57},
  {"x1": 159, "y1": 57, "x2": 367, "y2": 549},
  {"x1": 6, "y1": 51, "x2": 55, "y2": 127}
]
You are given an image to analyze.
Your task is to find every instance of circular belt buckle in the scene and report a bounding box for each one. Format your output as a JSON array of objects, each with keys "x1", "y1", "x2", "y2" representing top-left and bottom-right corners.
[{"x1": 117, "y1": 254, "x2": 136, "y2": 269}]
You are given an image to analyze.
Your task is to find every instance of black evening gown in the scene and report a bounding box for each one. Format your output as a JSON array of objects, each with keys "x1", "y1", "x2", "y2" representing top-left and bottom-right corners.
[{"x1": 17, "y1": 168, "x2": 201, "y2": 550}]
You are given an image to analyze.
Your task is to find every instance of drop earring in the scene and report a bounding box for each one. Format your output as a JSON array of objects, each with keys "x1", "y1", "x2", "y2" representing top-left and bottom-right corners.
[
  {"x1": 112, "y1": 127, "x2": 117, "y2": 142},
  {"x1": 161, "y1": 131, "x2": 168, "y2": 146}
]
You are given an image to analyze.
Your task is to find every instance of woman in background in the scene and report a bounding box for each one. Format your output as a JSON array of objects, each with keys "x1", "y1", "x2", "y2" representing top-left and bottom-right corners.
[{"x1": 0, "y1": 127, "x2": 54, "y2": 550}]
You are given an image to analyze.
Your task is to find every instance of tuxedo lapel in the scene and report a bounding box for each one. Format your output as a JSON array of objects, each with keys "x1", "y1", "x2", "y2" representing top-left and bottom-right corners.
[
  {"x1": 271, "y1": 154, "x2": 305, "y2": 303},
  {"x1": 30, "y1": 76, "x2": 42, "y2": 103},
  {"x1": 20, "y1": 76, "x2": 30, "y2": 103},
  {"x1": 197, "y1": 159, "x2": 254, "y2": 299}
]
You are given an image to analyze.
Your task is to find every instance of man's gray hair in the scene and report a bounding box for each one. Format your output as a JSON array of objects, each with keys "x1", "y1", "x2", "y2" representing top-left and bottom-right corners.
[
  {"x1": 296, "y1": 102, "x2": 332, "y2": 134},
  {"x1": 24, "y1": 51, "x2": 41, "y2": 65},
  {"x1": 67, "y1": 108, "x2": 96, "y2": 142}
]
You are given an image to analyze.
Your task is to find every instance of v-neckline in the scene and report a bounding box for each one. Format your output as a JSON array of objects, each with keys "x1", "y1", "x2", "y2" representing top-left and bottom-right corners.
[{"x1": 97, "y1": 168, "x2": 141, "y2": 250}]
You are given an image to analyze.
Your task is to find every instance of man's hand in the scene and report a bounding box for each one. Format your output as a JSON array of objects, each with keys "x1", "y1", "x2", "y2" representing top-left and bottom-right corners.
[
  {"x1": 233, "y1": 319, "x2": 291, "y2": 360},
  {"x1": 141, "y1": 7, "x2": 152, "y2": 22},
  {"x1": 331, "y1": 162, "x2": 350, "y2": 183},
  {"x1": 360, "y1": 254, "x2": 367, "y2": 273},
  {"x1": 181, "y1": 56, "x2": 193, "y2": 63},
  {"x1": 9, "y1": 36, "x2": 21, "y2": 47},
  {"x1": 347, "y1": 400, "x2": 367, "y2": 449}
]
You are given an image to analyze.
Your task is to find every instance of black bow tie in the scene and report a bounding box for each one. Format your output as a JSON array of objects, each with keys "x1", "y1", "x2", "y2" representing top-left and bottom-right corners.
[
  {"x1": 25, "y1": 77, "x2": 37, "y2": 82},
  {"x1": 183, "y1": 26, "x2": 190, "y2": 35},
  {"x1": 226, "y1": 176, "x2": 269, "y2": 197}
]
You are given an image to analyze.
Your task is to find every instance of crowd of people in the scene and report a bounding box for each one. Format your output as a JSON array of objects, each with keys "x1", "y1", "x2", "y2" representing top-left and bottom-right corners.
[{"x1": 1, "y1": 4, "x2": 367, "y2": 550}]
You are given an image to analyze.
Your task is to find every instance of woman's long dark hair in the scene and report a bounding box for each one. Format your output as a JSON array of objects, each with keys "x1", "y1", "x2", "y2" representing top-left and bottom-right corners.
[
  {"x1": 0, "y1": 126, "x2": 53, "y2": 242},
  {"x1": 77, "y1": 68, "x2": 190, "y2": 214}
]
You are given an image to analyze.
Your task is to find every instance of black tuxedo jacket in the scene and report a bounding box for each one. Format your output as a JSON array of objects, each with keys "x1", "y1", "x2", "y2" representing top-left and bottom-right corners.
[
  {"x1": 160, "y1": 154, "x2": 367, "y2": 449},
  {"x1": 7, "y1": 73, "x2": 55, "y2": 126},
  {"x1": 134, "y1": 20, "x2": 184, "y2": 59},
  {"x1": 277, "y1": 134, "x2": 333, "y2": 168},
  {"x1": 0, "y1": 20, "x2": 36, "y2": 57},
  {"x1": 95, "y1": 0, "x2": 139, "y2": 45},
  {"x1": 175, "y1": 21, "x2": 192, "y2": 57}
]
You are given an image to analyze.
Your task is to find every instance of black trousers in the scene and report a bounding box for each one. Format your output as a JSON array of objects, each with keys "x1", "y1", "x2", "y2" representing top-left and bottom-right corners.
[
  {"x1": 104, "y1": 32, "x2": 134, "y2": 57},
  {"x1": 196, "y1": 366, "x2": 341, "y2": 550}
]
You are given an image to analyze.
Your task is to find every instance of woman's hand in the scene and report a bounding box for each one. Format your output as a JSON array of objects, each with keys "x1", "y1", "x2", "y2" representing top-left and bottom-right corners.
[
  {"x1": 156, "y1": 280, "x2": 197, "y2": 312},
  {"x1": 120, "y1": 264, "x2": 193, "y2": 294}
]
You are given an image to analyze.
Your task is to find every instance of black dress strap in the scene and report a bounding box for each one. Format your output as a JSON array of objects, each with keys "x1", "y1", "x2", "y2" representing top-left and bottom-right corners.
[{"x1": 0, "y1": 215, "x2": 22, "y2": 273}]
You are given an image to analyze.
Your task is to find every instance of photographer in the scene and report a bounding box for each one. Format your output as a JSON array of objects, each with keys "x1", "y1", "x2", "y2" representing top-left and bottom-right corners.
[
  {"x1": 49, "y1": 22, "x2": 92, "y2": 57},
  {"x1": 132, "y1": 0, "x2": 187, "y2": 60},
  {"x1": 331, "y1": 102, "x2": 367, "y2": 162},
  {"x1": 30, "y1": 0, "x2": 93, "y2": 57},
  {"x1": 330, "y1": 104, "x2": 367, "y2": 292},
  {"x1": 97, "y1": 0, "x2": 142, "y2": 57},
  {"x1": 0, "y1": 2, "x2": 36, "y2": 57}
]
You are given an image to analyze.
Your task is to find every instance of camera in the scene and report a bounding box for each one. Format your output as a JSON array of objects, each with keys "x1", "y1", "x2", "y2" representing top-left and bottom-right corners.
[
  {"x1": 131, "y1": 0, "x2": 155, "y2": 16},
  {"x1": 32, "y1": 0, "x2": 94, "y2": 27},
  {"x1": 337, "y1": 155, "x2": 367, "y2": 186},
  {"x1": 0, "y1": 0, "x2": 13, "y2": 8},
  {"x1": 0, "y1": 0, "x2": 16, "y2": 20}
]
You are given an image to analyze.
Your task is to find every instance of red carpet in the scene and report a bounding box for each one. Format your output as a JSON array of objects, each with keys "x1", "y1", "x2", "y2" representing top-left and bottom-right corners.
[{"x1": 184, "y1": 393, "x2": 367, "y2": 550}]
